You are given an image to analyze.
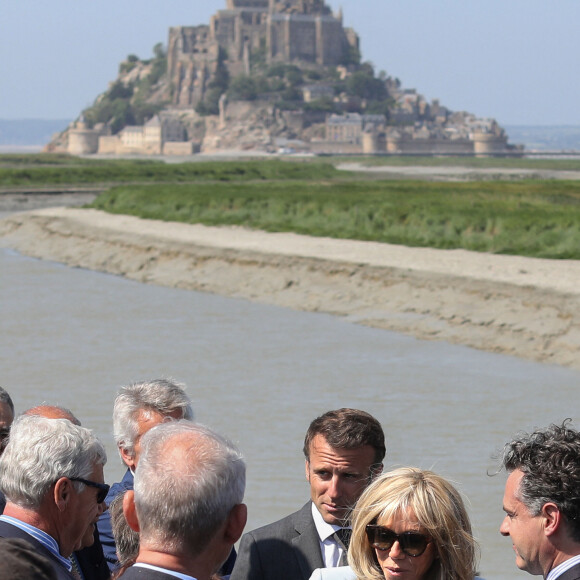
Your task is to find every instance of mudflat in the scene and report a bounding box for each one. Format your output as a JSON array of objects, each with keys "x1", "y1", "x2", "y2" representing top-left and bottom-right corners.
[{"x1": 2, "y1": 206, "x2": 579, "y2": 371}]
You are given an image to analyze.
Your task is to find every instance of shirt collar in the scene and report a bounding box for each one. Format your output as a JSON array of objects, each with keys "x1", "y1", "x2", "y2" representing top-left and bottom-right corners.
[
  {"x1": 546, "y1": 554, "x2": 580, "y2": 580},
  {"x1": 134, "y1": 563, "x2": 198, "y2": 580},
  {"x1": 311, "y1": 502, "x2": 349, "y2": 542},
  {"x1": 0, "y1": 515, "x2": 72, "y2": 572}
]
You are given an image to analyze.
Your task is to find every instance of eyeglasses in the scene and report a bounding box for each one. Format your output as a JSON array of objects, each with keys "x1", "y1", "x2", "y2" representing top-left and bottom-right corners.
[
  {"x1": 365, "y1": 524, "x2": 431, "y2": 557},
  {"x1": 68, "y1": 477, "x2": 110, "y2": 504}
]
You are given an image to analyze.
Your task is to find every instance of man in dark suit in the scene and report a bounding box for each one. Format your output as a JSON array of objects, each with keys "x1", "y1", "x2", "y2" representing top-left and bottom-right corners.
[
  {"x1": 231, "y1": 408, "x2": 385, "y2": 580},
  {"x1": 500, "y1": 421, "x2": 580, "y2": 580},
  {"x1": 120, "y1": 420, "x2": 247, "y2": 579},
  {"x1": 0, "y1": 414, "x2": 109, "y2": 580}
]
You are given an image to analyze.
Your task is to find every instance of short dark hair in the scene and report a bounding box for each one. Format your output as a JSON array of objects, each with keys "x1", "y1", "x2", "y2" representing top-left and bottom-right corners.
[
  {"x1": 303, "y1": 408, "x2": 385, "y2": 466},
  {"x1": 501, "y1": 420, "x2": 580, "y2": 541},
  {"x1": 0, "y1": 387, "x2": 14, "y2": 414}
]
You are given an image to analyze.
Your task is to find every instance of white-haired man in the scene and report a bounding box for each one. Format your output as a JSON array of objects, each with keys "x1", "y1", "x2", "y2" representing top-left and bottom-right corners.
[
  {"x1": 0, "y1": 414, "x2": 108, "y2": 580},
  {"x1": 97, "y1": 378, "x2": 193, "y2": 570},
  {"x1": 121, "y1": 421, "x2": 247, "y2": 579}
]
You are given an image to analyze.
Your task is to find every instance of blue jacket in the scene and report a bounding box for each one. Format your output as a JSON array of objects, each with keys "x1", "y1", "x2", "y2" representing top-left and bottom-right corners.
[{"x1": 97, "y1": 468, "x2": 134, "y2": 572}]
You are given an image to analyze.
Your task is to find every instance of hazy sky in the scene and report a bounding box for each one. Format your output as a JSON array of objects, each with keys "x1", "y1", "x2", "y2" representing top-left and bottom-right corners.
[{"x1": 2, "y1": 0, "x2": 579, "y2": 125}]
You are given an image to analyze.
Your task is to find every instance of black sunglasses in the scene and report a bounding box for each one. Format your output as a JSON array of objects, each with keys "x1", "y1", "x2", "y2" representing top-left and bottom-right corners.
[
  {"x1": 365, "y1": 524, "x2": 431, "y2": 557},
  {"x1": 69, "y1": 477, "x2": 110, "y2": 504}
]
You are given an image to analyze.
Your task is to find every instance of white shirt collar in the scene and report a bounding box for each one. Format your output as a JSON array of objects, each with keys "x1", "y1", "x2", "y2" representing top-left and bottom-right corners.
[
  {"x1": 133, "y1": 563, "x2": 198, "y2": 580},
  {"x1": 311, "y1": 502, "x2": 349, "y2": 542}
]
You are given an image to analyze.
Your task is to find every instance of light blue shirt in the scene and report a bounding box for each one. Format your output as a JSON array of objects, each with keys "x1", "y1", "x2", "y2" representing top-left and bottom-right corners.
[{"x1": 0, "y1": 514, "x2": 72, "y2": 572}]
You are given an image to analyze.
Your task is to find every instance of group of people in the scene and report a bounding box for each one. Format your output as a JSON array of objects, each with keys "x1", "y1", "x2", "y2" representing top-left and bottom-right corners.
[{"x1": 0, "y1": 382, "x2": 580, "y2": 580}]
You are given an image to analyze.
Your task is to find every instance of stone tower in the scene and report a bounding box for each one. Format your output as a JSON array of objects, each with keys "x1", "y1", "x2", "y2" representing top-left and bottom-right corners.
[{"x1": 167, "y1": 0, "x2": 358, "y2": 107}]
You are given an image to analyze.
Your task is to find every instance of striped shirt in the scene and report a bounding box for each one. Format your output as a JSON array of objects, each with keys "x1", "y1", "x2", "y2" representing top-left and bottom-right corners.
[
  {"x1": 0, "y1": 514, "x2": 73, "y2": 572},
  {"x1": 547, "y1": 554, "x2": 580, "y2": 580}
]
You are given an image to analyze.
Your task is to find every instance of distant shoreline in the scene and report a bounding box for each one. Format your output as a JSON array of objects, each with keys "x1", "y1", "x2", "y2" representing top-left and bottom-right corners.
[
  {"x1": 2, "y1": 206, "x2": 580, "y2": 372},
  {"x1": 1, "y1": 122, "x2": 580, "y2": 153},
  {"x1": 0, "y1": 145, "x2": 43, "y2": 153}
]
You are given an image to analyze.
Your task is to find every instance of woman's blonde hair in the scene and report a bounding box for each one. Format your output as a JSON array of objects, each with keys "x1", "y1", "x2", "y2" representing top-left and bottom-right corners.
[{"x1": 348, "y1": 467, "x2": 478, "y2": 580}]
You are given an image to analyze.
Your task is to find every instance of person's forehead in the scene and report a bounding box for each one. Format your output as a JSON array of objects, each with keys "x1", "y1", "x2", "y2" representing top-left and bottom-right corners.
[
  {"x1": 377, "y1": 506, "x2": 423, "y2": 529},
  {"x1": 504, "y1": 470, "x2": 525, "y2": 505},
  {"x1": 309, "y1": 435, "x2": 375, "y2": 467}
]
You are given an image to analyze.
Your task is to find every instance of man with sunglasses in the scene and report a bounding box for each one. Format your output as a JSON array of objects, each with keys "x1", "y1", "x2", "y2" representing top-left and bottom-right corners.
[
  {"x1": 500, "y1": 421, "x2": 580, "y2": 580},
  {"x1": 231, "y1": 408, "x2": 385, "y2": 580},
  {"x1": 0, "y1": 414, "x2": 108, "y2": 580},
  {"x1": 23, "y1": 404, "x2": 111, "y2": 580}
]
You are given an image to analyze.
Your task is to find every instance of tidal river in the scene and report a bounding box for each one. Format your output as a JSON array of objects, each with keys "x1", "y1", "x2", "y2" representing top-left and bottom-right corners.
[{"x1": 2, "y1": 244, "x2": 579, "y2": 580}]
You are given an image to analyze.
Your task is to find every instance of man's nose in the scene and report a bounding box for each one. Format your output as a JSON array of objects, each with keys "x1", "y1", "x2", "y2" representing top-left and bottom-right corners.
[
  {"x1": 499, "y1": 516, "x2": 509, "y2": 536},
  {"x1": 327, "y1": 475, "x2": 341, "y2": 498},
  {"x1": 97, "y1": 501, "x2": 108, "y2": 516}
]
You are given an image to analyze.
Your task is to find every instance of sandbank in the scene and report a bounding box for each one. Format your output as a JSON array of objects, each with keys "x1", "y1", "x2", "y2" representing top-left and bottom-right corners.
[{"x1": 1, "y1": 206, "x2": 579, "y2": 371}]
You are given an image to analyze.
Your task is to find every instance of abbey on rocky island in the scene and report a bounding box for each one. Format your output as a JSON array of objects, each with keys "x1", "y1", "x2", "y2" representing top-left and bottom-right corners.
[{"x1": 58, "y1": 0, "x2": 519, "y2": 157}]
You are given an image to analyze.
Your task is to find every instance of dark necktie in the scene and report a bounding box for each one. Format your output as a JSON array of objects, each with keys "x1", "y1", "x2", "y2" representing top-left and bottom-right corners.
[
  {"x1": 332, "y1": 527, "x2": 351, "y2": 567},
  {"x1": 70, "y1": 555, "x2": 84, "y2": 580}
]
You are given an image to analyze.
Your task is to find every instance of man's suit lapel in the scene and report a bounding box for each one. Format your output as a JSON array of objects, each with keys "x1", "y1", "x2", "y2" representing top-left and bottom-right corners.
[{"x1": 292, "y1": 502, "x2": 325, "y2": 580}]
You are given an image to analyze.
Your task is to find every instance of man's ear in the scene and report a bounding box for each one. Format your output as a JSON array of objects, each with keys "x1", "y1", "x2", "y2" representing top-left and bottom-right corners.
[
  {"x1": 305, "y1": 460, "x2": 311, "y2": 483},
  {"x1": 370, "y1": 464, "x2": 383, "y2": 481},
  {"x1": 54, "y1": 477, "x2": 73, "y2": 511},
  {"x1": 120, "y1": 446, "x2": 136, "y2": 471},
  {"x1": 224, "y1": 503, "x2": 247, "y2": 544},
  {"x1": 123, "y1": 490, "x2": 140, "y2": 533},
  {"x1": 542, "y1": 503, "x2": 562, "y2": 537}
]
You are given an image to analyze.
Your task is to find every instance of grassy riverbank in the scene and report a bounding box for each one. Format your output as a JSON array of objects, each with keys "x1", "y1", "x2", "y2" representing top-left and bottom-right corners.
[
  {"x1": 0, "y1": 156, "x2": 339, "y2": 186},
  {"x1": 3, "y1": 153, "x2": 580, "y2": 259},
  {"x1": 91, "y1": 178, "x2": 580, "y2": 259}
]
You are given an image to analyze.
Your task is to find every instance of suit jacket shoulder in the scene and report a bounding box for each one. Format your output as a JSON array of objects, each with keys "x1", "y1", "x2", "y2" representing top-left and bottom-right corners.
[
  {"x1": 231, "y1": 502, "x2": 324, "y2": 580},
  {"x1": 0, "y1": 520, "x2": 75, "y2": 580}
]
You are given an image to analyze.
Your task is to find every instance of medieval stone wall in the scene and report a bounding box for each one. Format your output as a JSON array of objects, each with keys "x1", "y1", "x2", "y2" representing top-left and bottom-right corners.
[{"x1": 167, "y1": 0, "x2": 355, "y2": 107}]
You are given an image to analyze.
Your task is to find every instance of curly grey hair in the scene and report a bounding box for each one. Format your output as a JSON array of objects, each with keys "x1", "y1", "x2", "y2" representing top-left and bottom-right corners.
[{"x1": 501, "y1": 420, "x2": 580, "y2": 541}]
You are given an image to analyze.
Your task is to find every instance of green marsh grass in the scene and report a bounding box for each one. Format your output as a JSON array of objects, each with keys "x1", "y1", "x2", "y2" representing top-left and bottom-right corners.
[
  {"x1": 0, "y1": 159, "x2": 339, "y2": 186},
  {"x1": 90, "y1": 178, "x2": 580, "y2": 260}
]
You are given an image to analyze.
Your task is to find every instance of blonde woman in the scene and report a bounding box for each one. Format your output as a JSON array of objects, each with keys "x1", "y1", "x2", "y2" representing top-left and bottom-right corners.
[{"x1": 310, "y1": 468, "x2": 479, "y2": 580}]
